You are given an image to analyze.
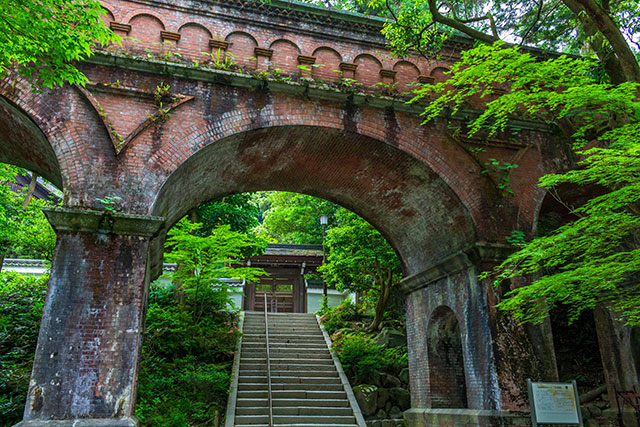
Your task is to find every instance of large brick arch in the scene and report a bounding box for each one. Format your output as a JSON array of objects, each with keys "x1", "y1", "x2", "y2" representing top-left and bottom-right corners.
[
  {"x1": 150, "y1": 125, "x2": 477, "y2": 275},
  {"x1": 0, "y1": 95, "x2": 62, "y2": 187}
]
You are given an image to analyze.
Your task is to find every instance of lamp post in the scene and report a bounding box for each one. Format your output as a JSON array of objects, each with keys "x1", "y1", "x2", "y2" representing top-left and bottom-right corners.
[{"x1": 320, "y1": 214, "x2": 328, "y2": 301}]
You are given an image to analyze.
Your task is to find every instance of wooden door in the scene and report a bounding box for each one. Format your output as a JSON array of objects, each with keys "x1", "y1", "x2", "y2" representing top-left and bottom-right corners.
[{"x1": 254, "y1": 277, "x2": 294, "y2": 312}]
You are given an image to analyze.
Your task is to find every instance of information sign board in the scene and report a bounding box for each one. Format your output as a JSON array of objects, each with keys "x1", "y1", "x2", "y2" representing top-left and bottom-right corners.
[{"x1": 527, "y1": 379, "x2": 583, "y2": 426}]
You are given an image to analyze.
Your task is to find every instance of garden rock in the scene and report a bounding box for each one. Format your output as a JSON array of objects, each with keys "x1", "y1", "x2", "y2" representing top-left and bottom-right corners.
[
  {"x1": 375, "y1": 409, "x2": 388, "y2": 419},
  {"x1": 399, "y1": 368, "x2": 409, "y2": 385},
  {"x1": 389, "y1": 387, "x2": 411, "y2": 410},
  {"x1": 362, "y1": 370, "x2": 382, "y2": 387},
  {"x1": 353, "y1": 384, "x2": 379, "y2": 417},
  {"x1": 381, "y1": 372, "x2": 401, "y2": 388},
  {"x1": 373, "y1": 327, "x2": 406, "y2": 348},
  {"x1": 377, "y1": 387, "x2": 390, "y2": 408},
  {"x1": 389, "y1": 405, "x2": 403, "y2": 419}
]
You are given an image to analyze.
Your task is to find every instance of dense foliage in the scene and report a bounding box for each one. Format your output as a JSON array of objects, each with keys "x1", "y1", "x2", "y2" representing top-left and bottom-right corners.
[
  {"x1": 331, "y1": 332, "x2": 407, "y2": 384},
  {"x1": 0, "y1": 272, "x2": 48, "y2": 426},
  {"x1": 345, "y1": 0, "x2": 640, "y2": 326},
  {"x1": 411, "y1": 40, "x2": 640, "y2": 325},
  {"x1": 319, "y1": 210, "x2": 402, "y2": 331},
  {"x1": 257, "y1": 192, "x2": 339, "y2": 244},
  {"x1": 0, "y1": 165, "x2": 56, "y2": 266},
  {"x1": 319, "y1": 300, "x2": 408, "y2": 393},
  {"x1": 135, "y1": 218, "x2": 267, "y2": 426},
  {"x1": 135, "y1": 282, "x2": 240, "y2": 427},
  {"x1": 195, "y1": 194, "x2": 261, "y2": 236},
  {"x1": 0, "y1": 0, "x2": 119, "y2": 88}
]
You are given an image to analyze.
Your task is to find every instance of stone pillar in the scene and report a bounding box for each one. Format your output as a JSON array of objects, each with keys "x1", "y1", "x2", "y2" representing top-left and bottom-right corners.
[
  {"x1": 593, "y1": 307, "x2": 639, "y2": 403},
  {"x1": 17, "y1": 208, "x2": 164, "y2": 426},
  {"x1": 401, "y1": 243, "x2": 556, "y2": 427}
]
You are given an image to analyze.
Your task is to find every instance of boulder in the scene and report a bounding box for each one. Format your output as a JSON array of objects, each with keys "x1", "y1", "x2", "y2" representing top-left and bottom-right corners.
[
  {"x1": 362, "y1": 370, "x2": 382, "y2": 387},
  {"x1": 353, "y1": 384, "x2": 379, "y2": 417},
  {"x1": 381, "y1": 372, "x2": 402, "y2": 388},
  {"x1": 389, "y1": 387, "x2": 411, "y2": 410},
  {"x1": 373, "y1": 327, "x2": 406, "y2": 348},
  {"x1": 399, "y1": 368, "x2": 409, "y2": 385},
  {"x1": 377, "y1": 387, "x2": 390, "y2": 408},
  {"x1": 389, "y1": 405, "x2": 403, "y2": 419},
  {"x1": 375, "y1": 409, "x2": 388, "y2": 419}
]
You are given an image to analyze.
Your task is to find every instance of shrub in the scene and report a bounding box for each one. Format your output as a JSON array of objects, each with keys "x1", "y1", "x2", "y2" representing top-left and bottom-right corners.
[
  {"x1": 317, "y1": 298, "x2": 360, "y2": 335},
  {"x1": 0, "y1": 272, "x2": 48, "y2": 426},
  {"x1": 135, "y1": 281, "x2": 240, "y2": 426},
  {"x1": 331, "y1": 332, "x2": 408, "y2": 383}
]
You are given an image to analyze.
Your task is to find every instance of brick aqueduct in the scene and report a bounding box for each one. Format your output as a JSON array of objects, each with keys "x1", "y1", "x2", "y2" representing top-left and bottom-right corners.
[{"x1": 2, "y1": 0, "x2": 637, "y2": 425}]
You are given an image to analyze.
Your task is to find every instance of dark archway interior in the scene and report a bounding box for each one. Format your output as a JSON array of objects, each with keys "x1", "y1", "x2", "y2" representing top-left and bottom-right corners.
[
  {"x1": 0, "y1": 96, "x2": 63, "y2": 188},
  {"x1": 150, "y1": 125, "x2": 477, "y2": 279},
  {"x1": 427, "y1": 306, "x2": 467, "y2": 409}
]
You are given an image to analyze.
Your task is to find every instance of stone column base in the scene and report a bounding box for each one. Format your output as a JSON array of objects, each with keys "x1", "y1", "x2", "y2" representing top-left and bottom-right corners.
[
  {"x1": 404, "y1": 408, "x2": 531, "y2": 427},
  {"x1": 15, "y1": 417, "x2": 138, "y2": 426}
]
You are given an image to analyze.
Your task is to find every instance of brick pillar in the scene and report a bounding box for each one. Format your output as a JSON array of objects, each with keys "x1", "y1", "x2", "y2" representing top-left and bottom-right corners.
[
  {"x1": 401, "y1": 243, "x2": 555, "y2": 427},
  {"x1": 593, "y1": 306, "x2": 639, "y2": 402},
  {"x1": 17, "y1": 208, "x2": 164, "y2": 426}
]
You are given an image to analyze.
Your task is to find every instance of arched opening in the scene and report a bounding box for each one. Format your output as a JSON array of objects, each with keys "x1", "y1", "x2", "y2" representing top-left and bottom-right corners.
[
  {"x1": 427, "y1": 305, "x2": 467, "y2": 408},
  {"x1": 149, "y1": 125, "x2": 477, "y2": 281},
  {"x1": 0, "y1": 96, "x2": 62, "y2": 188}
]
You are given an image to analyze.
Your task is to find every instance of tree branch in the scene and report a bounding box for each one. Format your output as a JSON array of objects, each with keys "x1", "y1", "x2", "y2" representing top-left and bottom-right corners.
[
  {"x1": 429, "y1": 0, "x2": 500, "y2": 43},
  {"x1": 519, "y1": 0, "x2": 544, "y2": 47}
]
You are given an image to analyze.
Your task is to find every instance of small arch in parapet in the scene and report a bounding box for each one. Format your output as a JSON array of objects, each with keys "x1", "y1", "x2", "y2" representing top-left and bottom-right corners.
[
  {"x1": 269, "y1": 38, "x2": 302, "y2": 53},
  {"x1": 224, "y1": 31, "x2": 259, "y2": 46},
  {"x1": 177, "y1": 23, "x2": 213, "y2": 60},
  {"x1": 312, "y1": 46, "x2": 342, "y2": 61},
  {"x1": 100, "y1": 6, "x2": 115, "y2": 25},
  {"x1": 430, "y1": 66, "x2": 451, "y2": 83},
  {"x1": 225, "y1": 32, "x2": 259, "y2": 68},
  {"x1": 393, "y1": 60, "x2": 420, "y2": 75},
  {"x1": 178, "y1": 22, "x2": 213, "y2": 39},
  {"x1": 354, "y1": 53, "x2": 383, "y2": 86},
  {"x1": 312, "y1": 47, "x2": 342, "y2": 81},
  {"x1": 125, "y1": 11, "x2": 167, "y2": 30},
  {"x1": 269, "y1": 39, "x2": 302, "y2": 74},
  {"x1": 393, "y1": 60, "x2": 421, "y2": 91}
]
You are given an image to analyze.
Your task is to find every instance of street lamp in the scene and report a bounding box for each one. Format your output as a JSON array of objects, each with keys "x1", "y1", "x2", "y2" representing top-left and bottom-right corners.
[{"x1": 320, "y1": 214, "x2": 328, "y2": 301}]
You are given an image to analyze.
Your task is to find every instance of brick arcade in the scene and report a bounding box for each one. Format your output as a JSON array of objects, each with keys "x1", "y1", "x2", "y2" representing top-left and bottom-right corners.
[{"x1": 1, "y1": 0, "x2": 637, "y2": 425}]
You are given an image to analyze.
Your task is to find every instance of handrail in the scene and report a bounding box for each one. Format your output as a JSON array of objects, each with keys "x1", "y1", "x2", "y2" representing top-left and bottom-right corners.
[{"x1": 264, "y1": 293, "x2": 274, "y2": 427}]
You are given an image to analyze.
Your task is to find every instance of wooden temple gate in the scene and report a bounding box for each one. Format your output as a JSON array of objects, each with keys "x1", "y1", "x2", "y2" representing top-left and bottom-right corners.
[{"x1": 242, "y1": 244, "x2": 323, "y2": 313}]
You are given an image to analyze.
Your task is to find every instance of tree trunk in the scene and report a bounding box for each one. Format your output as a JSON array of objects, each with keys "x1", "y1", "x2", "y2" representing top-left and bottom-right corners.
[
  {"x1": 367, "y1": 279, "x2": 392, "y2": 332},
  {"x1": 0, "y1": 255, "x2": 4, "y2": 272},
  {"x1": 566, "y1": 0, "x2": 640, "y2": 82},
  {"x1": 22, "y1": 173, "x2": 38, "y2": 207}
]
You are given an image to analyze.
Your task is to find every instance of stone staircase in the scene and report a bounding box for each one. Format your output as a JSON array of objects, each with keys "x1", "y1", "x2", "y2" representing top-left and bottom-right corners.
[{"x1": 226, "y1": 312, "x2": 365, "y2": 427}]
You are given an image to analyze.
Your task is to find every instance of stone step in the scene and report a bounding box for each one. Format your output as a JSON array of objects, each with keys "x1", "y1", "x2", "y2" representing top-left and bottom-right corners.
[
  {"x1": 240, "y1": 369, "x2": 338, "y2": 377},
  {"x1": 236, "y1": 405, "x2": 353, "y2": 417},
  {"x1": 235, "y1": 425, "x2": 358, "y2": 427},
  {"x1": 240, "y1": 351, "x2": 332, "y2": 359},
  {"x1": 240, "y1": 357, "x2": 334, "y2": 365},
  {"x1": 242, "y1": 342, "x2": 327, "y2": 349},
  {"x1": 235, "y1": 414, "x2": 356, "y2": 424},
  {"x1": 236, "y1": 398, "x2": 351, "y2": 407},
  {"x1": 237, "y1": 389, "x2": 347, "y2": 399},
  {"x1": 240, "y1": 363, "x2": 336, "y2": 371},
  {"x1": 270, "y1": 376, "x2": 342, "y2": 385},
  {"x1": 237, "y1": 382, "x2": 345, "y2": 392}
]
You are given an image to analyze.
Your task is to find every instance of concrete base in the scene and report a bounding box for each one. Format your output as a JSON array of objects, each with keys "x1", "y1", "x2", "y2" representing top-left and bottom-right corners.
[
  {"x1": 404, "y1": 408, "x2": 531, "y2": 427},
  {"x1": 15, "y1": 417, "x2": 138, "y2": 426}
]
